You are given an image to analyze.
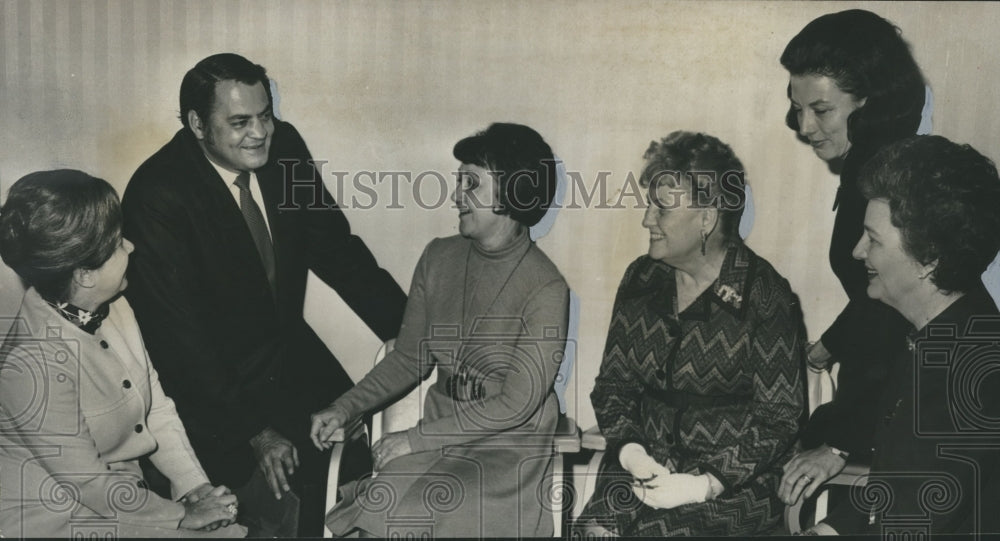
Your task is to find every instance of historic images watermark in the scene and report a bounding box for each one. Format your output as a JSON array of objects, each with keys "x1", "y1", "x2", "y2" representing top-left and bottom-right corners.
[{"x1": 275, "y1": 159, "x2": 747, "y2": 212}]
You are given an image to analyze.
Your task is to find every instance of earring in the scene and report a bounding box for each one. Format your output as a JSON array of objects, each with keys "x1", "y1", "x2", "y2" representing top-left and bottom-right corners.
[{"x1": 701, "y1": 229, "x2": 708, "y2": 256}]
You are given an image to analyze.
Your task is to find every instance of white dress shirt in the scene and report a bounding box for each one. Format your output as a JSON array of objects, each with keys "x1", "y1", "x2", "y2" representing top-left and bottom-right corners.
[{"x1": 207, "y1": 158, "x2": 273, "y2": 234}]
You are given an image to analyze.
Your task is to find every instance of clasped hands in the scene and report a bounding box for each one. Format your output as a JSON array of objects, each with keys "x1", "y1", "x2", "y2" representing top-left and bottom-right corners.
[
  {"x1": 179, "y1": 482, "x2": 238, "y2": 531},
  {"x1": 619, "y1": 443, "x2": 713, "y2": 510},
  {"x1": 309, "y1": 403, "x2": 412, "y2": 472}
]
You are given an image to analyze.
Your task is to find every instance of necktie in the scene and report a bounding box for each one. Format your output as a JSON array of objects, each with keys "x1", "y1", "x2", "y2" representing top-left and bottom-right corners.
[{"x1": 235, "y1": 172, "x2": 276, "y2": 292}]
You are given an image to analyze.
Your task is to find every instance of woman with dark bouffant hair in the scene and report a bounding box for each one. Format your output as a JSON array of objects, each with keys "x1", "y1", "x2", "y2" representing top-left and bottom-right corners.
[
  {"x1": 576, "y1": 131, "x2": 804, "y2": 536},
  {"x1": 310, "y1": 123, "x2": 570, "y2": 537},
  {"x1": 0, "y1": 170, "x2": 244, "y2": 538},
  {"x1": 806, "y1": 135, "x2": 1000, "y2": 535},
  {"x1": 777, "y1": 9, "x2": 931, "y2": 507}
]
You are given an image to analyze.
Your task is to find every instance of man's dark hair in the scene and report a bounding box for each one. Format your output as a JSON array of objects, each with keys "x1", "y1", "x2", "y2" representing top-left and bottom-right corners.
[{"x1": 179, "y1": 53, "x2": 272, "y2": 129}]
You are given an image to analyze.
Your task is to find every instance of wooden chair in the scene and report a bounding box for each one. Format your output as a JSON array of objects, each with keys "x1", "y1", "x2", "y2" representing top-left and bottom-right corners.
[
  {"x1": 783, "y1": 364, "x2": 870, "y2": 533},
  {"x1": 323, "y1": 340, "x2": 581, "y2": 537}
]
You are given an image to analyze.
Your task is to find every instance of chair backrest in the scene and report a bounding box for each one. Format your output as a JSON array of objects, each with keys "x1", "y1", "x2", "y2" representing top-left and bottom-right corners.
[
  {"x1": 807, "y1": 365, "x2": 836, "y2": 415},
  {"x1": 371, "y1": 340, "x2": 437, "y2": 443}
]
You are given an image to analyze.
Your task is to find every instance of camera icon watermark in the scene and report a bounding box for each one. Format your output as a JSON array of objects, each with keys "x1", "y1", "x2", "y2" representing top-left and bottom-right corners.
[
  {"x1": 914, "y1": 316, "x2": 1000, "y2": 436},
  {"x1": 0, "y1": 322, "x2": 82, "y2": 437},
  {"x1": 414, "y1": 318, "x2": 574, "y2": 439}
]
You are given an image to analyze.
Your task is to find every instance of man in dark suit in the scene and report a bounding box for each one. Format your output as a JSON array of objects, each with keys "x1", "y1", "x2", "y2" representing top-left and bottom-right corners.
[{"x1": 122, "y1": 53, "x2": 406, "y2": 537}]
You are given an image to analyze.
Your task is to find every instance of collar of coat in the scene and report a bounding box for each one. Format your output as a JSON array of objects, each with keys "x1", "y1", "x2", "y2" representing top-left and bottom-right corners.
[{"x1": 620, "y1": 242, "x2": 755, "y2": 322}]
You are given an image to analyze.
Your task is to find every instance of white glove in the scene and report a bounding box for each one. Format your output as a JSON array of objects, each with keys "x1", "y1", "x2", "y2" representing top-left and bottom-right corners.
[
  {"x1": 618, "y1": 443, "x2": 672, "y2": 481},
  {"x1": 632, "y1": 471, "x2": 711, "y2": 510}
]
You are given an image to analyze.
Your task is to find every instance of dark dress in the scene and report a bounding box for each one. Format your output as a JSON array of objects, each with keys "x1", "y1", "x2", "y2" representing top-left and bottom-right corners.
[
  {"x1": 825, "y1": 284, "x2": 1000, "y2": 535},
  {"x1": 803, "y1": 146, "x2": 913, "y2": 458},
  {"x1": 580, "y1": 243, "x2": 805, "y2": 536}
]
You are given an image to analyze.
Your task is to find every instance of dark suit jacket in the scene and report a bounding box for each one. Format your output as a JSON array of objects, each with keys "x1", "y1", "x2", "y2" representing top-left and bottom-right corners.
[{"x1": 122, "y1": 120, "x2": 406, "y2": 487}]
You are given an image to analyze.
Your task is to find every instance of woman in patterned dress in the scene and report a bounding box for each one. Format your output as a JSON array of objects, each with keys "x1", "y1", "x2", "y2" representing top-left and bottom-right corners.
[{"x1": 577, "y1": 131, "x2": 805, "y2": 536}]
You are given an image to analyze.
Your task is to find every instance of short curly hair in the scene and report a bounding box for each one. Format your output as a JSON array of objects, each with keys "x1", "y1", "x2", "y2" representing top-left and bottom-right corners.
[
  {"x1": 639, "y1": 131, "x2": 746, "y2": 242},
  {"x1": 0, "y1": 170, "x2": 122, "y2": 301},
  {"x1": 780, "y1": 9, "x2": 926, "y2": 152},
  {"x1": 859, "y1": 135, "x2": 1000, "y2": 294},
  {"x1": 453, "y1": 123, "x2": 557, "y2": 227}
]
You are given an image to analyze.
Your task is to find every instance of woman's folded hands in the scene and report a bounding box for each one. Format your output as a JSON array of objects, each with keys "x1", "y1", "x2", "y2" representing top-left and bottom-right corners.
[
  {"x1": 618, "y1": 442, "x2": 715, "y2": 510},
  {"x1": 179, "y1": 483, "x2": 238, "y2": 531}
]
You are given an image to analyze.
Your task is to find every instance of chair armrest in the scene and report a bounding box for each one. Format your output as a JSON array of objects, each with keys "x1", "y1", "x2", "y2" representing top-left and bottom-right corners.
[
  {"x1": 581, "y1": 425, "x2": 606, "y2": 451},
  {"x1": 323, "y1": 420, "x2": 368, "y2": 538},
  {"x1": 554, "y1": 416, "x2": 580, "y2": 453},
  {"x1": 828, "y1": 463, "x2": 870, "y2": 486},
  {"x1": 783, "y1": 463, "x2": 870, "y2": 534}
]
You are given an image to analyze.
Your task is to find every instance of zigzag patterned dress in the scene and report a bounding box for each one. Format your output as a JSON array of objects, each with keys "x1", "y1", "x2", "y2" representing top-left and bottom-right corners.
[{"x1": 580, "y1": 243, "x2": 805, "y2": 536}]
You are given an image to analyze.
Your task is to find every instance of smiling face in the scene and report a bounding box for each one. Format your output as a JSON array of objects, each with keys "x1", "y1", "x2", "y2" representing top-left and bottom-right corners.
[
  {"x1": 190, "y1": 80, "x2": 273, "y2": 173},
  {"x1": 643, "y1": 180, "x2": 704, "y2": 266},
  {"x1": 789, "y1": 74, "x2": 867, "y2": 163},
  {"x1": 452, "y1": 163, "x2": 510, "y2": 243},
  {"x1": 852, "y1": 199, "x2": 930, "y2": 312}
]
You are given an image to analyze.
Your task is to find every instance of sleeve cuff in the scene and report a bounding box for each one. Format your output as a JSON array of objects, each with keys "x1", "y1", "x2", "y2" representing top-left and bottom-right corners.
[
  {"x1": 695, "y1": 462, "x2": 735, "y2": 495},
  {"x1": 170, "y1": 471, "x2": 211, "y2": 502},
  {"x1": 605, "y1": 436, "x2": 645, "y2": 466},
  {"x1": 406, "y1": 425, "x2": 430, "y2": 453}
]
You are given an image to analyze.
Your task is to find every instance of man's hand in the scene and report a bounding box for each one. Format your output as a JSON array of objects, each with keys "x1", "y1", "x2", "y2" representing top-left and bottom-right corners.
[
  {"x1": 371, "y1": 431, "x2": 412, "y2": 471},
  {"x1": 310, "y1": 403, "x2": 351, "y2": 450},
  {"x1": 631, "y1": 472, "x2": 711, "y2": 510},
  {"x1": 250, "y1": 426, "x2": 299, "y2": 500},
  {"x1": 618, "y1": 443, "x2": 672, "y2": 482},
  {"x1": 779, "y1": 444, "x2": 847, "y2": 505}
]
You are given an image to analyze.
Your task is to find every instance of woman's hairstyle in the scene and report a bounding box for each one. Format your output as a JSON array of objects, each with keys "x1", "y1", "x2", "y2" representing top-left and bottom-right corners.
[
  {"x1": 0, "y1": 170, "x2": 122, "y2": 301},
  {"x1": 180, "y1": 52, "x2": 272, "y2": 129},
  {"x1": 781, "y1": 9, "x2": 926, "y2": 151},
  {"x1": 859, "y1": 135, "x2": 1000, "y2": 294},
  {"x1": 639, "y1": 131, "x2": 746, "y2": 242},
  {"x1": 453, "y1": 123, "x2": 557, "y2": 227}
]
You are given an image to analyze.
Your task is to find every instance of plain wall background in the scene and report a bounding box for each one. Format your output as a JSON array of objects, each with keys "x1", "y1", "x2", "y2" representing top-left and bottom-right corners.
[{"x1": 2, "y1": 0, "x2": 999, "y2": 429}]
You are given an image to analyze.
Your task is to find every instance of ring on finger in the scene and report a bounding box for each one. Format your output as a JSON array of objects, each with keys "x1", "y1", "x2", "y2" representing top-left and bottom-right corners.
[
  {"x1": 800, "y1": 474, "x2": 813, "y2": 483},
  {"x1": 226, "y1": 503, "x2": 238, "y2": 515}
]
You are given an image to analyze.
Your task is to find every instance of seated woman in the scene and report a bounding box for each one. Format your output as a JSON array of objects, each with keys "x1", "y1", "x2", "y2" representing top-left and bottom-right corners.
[
  {"x1": 310, "y1": 123, "x2": 570, "y2": 538},
  {"x1": 0, "y1": 170, "x2": 245, "y2": 538},
  {"x1": 805, "y1": 136, "x2": 1000, "y2": 535},
  {"x1": 577, "y1": 132, "x2": 805, "y2": 536}
]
